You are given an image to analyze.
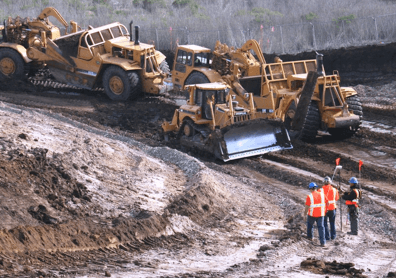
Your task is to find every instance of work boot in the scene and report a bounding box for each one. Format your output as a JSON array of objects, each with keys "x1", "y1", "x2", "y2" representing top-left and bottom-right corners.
[
  {"x1": 320, "y1": 243, "x2": 325, "y2": 247},
  {"x1": 347, "y1": 232, "x2": 358, "y2": 235}
]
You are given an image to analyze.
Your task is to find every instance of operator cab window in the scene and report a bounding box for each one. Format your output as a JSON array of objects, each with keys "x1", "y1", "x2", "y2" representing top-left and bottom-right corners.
[
  {"x1": 216, "y1": 90, "x2": 226, "y2": 103},
  {"x1": 120, "y1": 25, "x2": 128, "y2": 36},
  {"x1": 201, "y1": 89, "x2": 216, "y2": 119},
  {"x1": 101, "y1": 29, "x2": 112, "y2": 41},
  {"x1": 81, "y1": 34, "x2": 93, "y2": 48},
  {"x1": 176, "y1": 50, "x2": 193, "y2": 66},
  {"x1": 195, "y1": 89, "x2": 203, "y2": 106},
  {"x1": 91, "y1": 32, "x2": 103, "y2": 44},
  {"x1": 323, "y1": 87, "x2": 342, "y2": 107},
  {"x1": 194, "y1": 52, "x2": 211, "y2": 67},
  {"x1": 111, "y1": 26, "x2": 122, "y2": 38}
]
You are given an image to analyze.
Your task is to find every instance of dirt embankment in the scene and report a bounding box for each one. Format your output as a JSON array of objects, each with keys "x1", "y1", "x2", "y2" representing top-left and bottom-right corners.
[{"x1": 264, "y1": 42, "x2": 396, "y2": 85}]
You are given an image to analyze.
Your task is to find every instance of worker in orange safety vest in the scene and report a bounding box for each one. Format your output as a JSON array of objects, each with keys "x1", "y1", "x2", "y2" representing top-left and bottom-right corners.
[
  {"x1": 304, "y1": 182, "x2": 326, "y2": 247},
  {"x1": 322, "y1": 176, "x2": 339, "y2": 241}
]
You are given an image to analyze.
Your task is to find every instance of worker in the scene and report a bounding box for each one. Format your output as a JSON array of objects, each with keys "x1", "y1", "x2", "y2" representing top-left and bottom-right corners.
[
  {"x1": 342, "y1": 177, "x2": 362, "y2": 235},
  {"x1": 304, "y1": 182, "x2": 326, "y2": 247},
  {"x1": 322, "y1": 176, "x2": 339, "y2": 241}
]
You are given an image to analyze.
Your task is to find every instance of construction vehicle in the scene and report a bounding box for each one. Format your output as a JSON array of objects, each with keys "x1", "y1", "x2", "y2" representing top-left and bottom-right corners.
[
  {"x1": 0, "y1": 7, "x2": 78, "y2": 81},
  {"x1": 172, "y1": 40, "x2": 363, "y2": 140},
  {"x1": 161, "y1": 82, "x2": 293, "y2": 161},
  {"x1": 0, "y1": 7, "x2": 169, "y2": 101}
]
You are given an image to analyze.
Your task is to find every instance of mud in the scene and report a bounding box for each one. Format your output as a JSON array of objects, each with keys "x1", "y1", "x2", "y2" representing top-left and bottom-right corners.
[
  {"x1": 301, "y1": 257, "x2": 367, "y2": 277},
  {"x1": 0, "y1": 43, "x2": 395, "y2": 277}
]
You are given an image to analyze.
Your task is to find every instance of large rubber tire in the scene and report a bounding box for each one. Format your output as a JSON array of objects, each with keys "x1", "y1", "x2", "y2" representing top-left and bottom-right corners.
[
  {"x1": 299, "y1": 101, "x2": 321, "y2": 141},
  {"x1": 159, "y1": 60, "x2": 170, "y2": 75},
  {"x1": 182, "y1": 119, "x2": 194, "y2": 137},
  {"x1": 184, "y1": 71, "x2": 210, "y2": 86},
  {"x1": 328, "y1": 95, "x2": 363, "y2": 139},
  {"x1": 346, "y1": 95, "x2": 363, "y2": 118},
  {"x1": 0, "y1": 48, "x2": 25, "y2": 81},
  {"x1": 103, "y1": 66, "x2": 141, "y2": 101}
]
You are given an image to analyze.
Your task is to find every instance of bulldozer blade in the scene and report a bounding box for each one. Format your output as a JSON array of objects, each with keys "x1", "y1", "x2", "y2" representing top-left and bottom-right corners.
[
  {"x1": 219, "y1": 120, "x2": 292, "y2": 162},
  {"x1": 291, "y1": 71, "x2": 318, "y2": 132}
]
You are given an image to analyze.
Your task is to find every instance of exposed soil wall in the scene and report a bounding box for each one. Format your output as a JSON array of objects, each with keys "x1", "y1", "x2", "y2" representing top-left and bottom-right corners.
[{"x1": 265, "y1": 42, "x2": 396, "y2": 85}]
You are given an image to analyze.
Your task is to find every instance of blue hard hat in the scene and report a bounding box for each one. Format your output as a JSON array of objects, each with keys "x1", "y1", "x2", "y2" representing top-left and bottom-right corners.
[
  {"x1": 349, "y1": 177, "x2": 358, "y2": 184},
  {"x1": 309, "y1": 182, "x2": 318, "y2": 189}
]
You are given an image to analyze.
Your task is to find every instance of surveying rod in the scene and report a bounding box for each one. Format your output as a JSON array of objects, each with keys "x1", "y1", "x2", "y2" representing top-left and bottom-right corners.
[{"x1": 338, "y1": 166, "x2": 342, "y2": 232}]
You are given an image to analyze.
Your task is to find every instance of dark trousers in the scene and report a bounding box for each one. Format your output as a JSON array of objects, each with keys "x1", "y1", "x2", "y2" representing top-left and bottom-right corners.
[
  {"x1": 307, "y1": 215, "x2": 326, "y2": 245},
  {"x1": 324, "y1": 209, "x2": 337, "y2": 240},
  {"x1": 348, "y1": 206, "x2": 359, "y2": 234}
]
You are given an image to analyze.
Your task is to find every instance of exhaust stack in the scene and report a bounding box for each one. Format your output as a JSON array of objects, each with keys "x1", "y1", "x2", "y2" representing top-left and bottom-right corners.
[
  {"x1": 316, "y1": 52, "x2": 324, "y2": 76},
  {"x1": 134, "y1": 26, "x2": 140, "y2": 45},
  {"x1": 129, "y1": 20, "x2": 133, "y2": 42}
]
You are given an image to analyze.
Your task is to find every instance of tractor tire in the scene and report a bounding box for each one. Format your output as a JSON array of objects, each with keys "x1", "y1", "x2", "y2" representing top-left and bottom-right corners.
[
  {"x1": 0, "y1": 48, "x2": 25, "y2": 81},
  {"x1": 159, "y1": 60, "x2": 170, "y2": 74},
  {"x1": 182, "y1": 119, "x2": 194, "y2": 137},
  {"x1": 299, "y1": 101, "x2": 321, "y2": 142},
  {"x1": 103, "y1": 66, "x2": 142, "y2": 101},
  {"x1": 346, "y1": 95, "x2": 363, "y2": 118},
  {"x1": 328, "y1": 95, "x2": 363, "y2": 139},
  {"x1": 185, "y1": 71, "x2": 210, "y2": 86}
]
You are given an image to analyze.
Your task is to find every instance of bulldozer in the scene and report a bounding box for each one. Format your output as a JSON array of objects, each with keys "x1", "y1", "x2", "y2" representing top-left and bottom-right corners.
[
  {"x1": 0, "y1": 7, "x2": 169, "y2": 101},
  {"x1": 161, "y1": 82, "x2": 293, "y2": 162},
  {"x1": 172, "y1": 40, "x2": 363, "y2": 140}
]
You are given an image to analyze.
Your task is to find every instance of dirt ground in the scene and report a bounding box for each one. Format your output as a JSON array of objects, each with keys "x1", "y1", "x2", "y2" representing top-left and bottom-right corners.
[{"x1": 0, "y1": 46, "x2": 396, "y2": 278}]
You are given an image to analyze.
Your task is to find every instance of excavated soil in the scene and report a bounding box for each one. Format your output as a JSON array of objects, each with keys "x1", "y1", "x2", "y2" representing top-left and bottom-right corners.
[{"x1": 0, "y1": 43, "x2": 395, "y2": 277}]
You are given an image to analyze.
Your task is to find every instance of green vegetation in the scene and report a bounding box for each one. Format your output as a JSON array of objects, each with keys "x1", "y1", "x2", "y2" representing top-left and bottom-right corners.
[
  {"x1": 250, "y1": 7, "x2": 283, "y2": 23},
  {"x1": 304, "y1": 12, "x2": 318, "y2": 21},
  {"x1": 333, "y1": 14, "x2": 356, "y2": 24}
]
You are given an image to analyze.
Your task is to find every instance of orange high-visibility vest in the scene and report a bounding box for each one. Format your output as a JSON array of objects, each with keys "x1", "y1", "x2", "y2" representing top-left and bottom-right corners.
[
  {"x1": 345, "y1": 188, "x2": 361, "y2": 207},
  {"x1": 322, "y1": 184, "x2": 339, "y2": 211},
  {"x1": 306, "y1": 190, "x2": 326, "y2": 217}
]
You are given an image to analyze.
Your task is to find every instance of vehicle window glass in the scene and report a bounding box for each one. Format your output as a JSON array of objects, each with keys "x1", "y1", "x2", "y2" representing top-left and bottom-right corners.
[
  {"x1": 216, "y1": 90, "x2": 226, "y2": 103},
  {"x1": 186, "y1": 52, "x2": 192, "y2": 66},
  {"x1": 86, "y1": 35, "x2": 93, "y2": 46},
  {"x1": 91, "y1": 32, "x2": 102, "y2": 44},
  {"x1": 204, "y1": 90, "x2": 215, "y2": 104},
  {"x1": 81, "y1": 35, "x2": 88, "y2": 47},
  {"x1": 111, "y1": 26, "x2": 121, "y2": 38},
  {"x1": 194, "y1": 52, "x2": 211, "y2": 67},
  {"x1": 101, "y1": 29, "x2": 112, "y2": 41},
  {"x1": 176, "y1": 50, "x2": 186, "y2": 63},
  {"x1": 141, "y1": 55, "x2": 145, "y2": 68},
  {"x1": 195, "y1": 89, "x2": 202, "y2": 106},
  {"x1": 324, "y1": 88, "x2": 334, "y2": 106},
  {"x1": 120, "y1": 25, "x2": 128, "y2": 35}
]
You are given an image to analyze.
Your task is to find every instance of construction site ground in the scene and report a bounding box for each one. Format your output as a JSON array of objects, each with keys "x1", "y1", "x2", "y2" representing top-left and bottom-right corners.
[{"x1": 0, "y1": 45, "x2": 396, "y2": 278}]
